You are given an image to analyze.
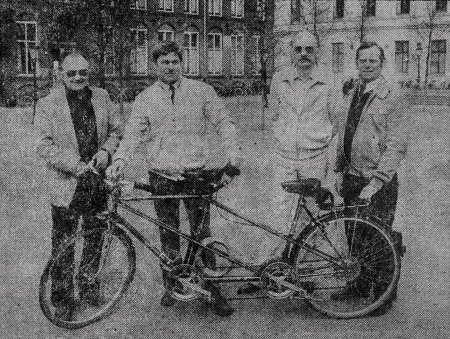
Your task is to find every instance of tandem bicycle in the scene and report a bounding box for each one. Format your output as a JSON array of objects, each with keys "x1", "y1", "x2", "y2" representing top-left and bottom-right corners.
[{"x1": 39, "y1": 167, "x2": 402, "y2": 329}]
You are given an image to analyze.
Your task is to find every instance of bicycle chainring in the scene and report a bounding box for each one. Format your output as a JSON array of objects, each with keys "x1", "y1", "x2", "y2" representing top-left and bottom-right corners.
[
  {"x1": 260, "y1": 261, "x2": 298, "y2": 299},
  {"x1": 167, "y1": 264, "x2": 204, "y2": 301}
]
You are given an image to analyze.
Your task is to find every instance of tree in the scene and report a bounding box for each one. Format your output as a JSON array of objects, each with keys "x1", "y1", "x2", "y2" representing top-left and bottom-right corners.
[
  {"x1": 292, "y1": 0, "x2": 335, "y2": 49},
  {"x1": 410, "y1": 1, "x2": 450, "y2": 83},
  {"x1": 41, "y1": 0, "x2": 139, "y2": 88}
]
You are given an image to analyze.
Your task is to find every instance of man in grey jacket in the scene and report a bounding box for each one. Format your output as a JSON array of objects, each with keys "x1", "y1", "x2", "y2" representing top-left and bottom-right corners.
[
  {"x1": 333, "y1": 42, "x2": 408, "y2": 314},
  {"x1": 35, "y1": 52, "x2": 122, "y2": 320}
]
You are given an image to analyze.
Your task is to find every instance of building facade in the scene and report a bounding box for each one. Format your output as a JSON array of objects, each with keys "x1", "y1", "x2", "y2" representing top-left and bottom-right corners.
[
  {"x1": 274, "y1": 0, "x2": 450, "y2": 88},
  {"x1": 0, "y1": 0, "x2": 273, "y2": 104}
]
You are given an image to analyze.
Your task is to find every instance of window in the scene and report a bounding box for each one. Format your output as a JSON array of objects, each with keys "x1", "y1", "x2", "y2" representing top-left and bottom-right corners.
[
  {"x1": 208, "y1": 0, "x2": 222, "y2": 16},
  {"x1": 17, "y1": 21, "x2": 37, "y2": 75},
  {"x1": 335, "y1": 0, "x2": 344, "y2": 18},
  {"x1": 183, "y1": 28, "x2": 199, "y2": 75},
  {"x1": 158, "y1": 0, "x2": 173, "y2": 12},
  {"x1": 332, "y1": 43, "x2": 344, "y2": 73},
  {"x1": 131, "y1": 0, "x2": 146, "y2": 9},
  {"x1": 207, "y1": 31, "x2": 222, "y2": 75},
  {"x1": 365, "y1": 0, "x2": 376, "y2": 17},
  {"x1": 395, "y1": 41, "x2": 409, "y2": 73},
  {"x1": 231, "y1": 34, "x2": 244, "y2": 76},
  {"x1": 436, "y1": 0, "x2": 447, "y2": 12},
  {"x1": 184, "y1": 0, "x2": 198, "y2": 14},
  {"x1": 398, "y1": 0, "x2": 410, "y2": 14},
  {"x1": 252, "y1": 36, "x2": 261, "y2": 74},
  {"x1": 158, "y1": 24, "x2": 175, "y2": 42},
  {"x1": 430, "y1": 40, "x2": 446, "y2": 74},
  {"x1": 257, "y1": 0, "x2": 266, "y2": 20},
  {"x1": 130, "y1": 28, "x2": 148, "y2": 75},
  {"x1": 231, "y1": 0, "x2": 244, "y2": 18},
  {"x1": 291, "y1": 0, "x2": 302, "y2": 23}
]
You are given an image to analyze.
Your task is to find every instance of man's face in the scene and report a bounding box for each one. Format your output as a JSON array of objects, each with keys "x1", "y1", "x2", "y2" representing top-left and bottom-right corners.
[
  {"x1": 291, "y1": 33, "x2": 317, "y2": 72},
  {"x1": 156, "y1": 52, "x2": 182, "y2": 85},
  {"x1": 61, "y1": 56, "x2": 90, "y2": 91},
  {"x1": 356, "y1": 46, "x2": 383, "y2": 83}
]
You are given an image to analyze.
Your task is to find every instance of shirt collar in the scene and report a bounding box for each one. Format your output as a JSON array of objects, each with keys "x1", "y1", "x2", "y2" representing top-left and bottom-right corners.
[
  {"x1": 157, "y1": 77, "x2": 182, "y2": 91},
  {"x1": 362, "y1": 76, "x2": 383, "y2": 94}
]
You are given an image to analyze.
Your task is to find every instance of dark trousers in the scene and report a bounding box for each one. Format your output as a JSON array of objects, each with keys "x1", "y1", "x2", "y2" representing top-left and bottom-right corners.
[
  {"x1": 148, "y1": 172, "x2": 213, "y2": 286},
  {"x1": 50, "y1": 205, "x2": 106, "y2": 306},
  {"x1": 341, "y1": 173, "x2": 399, "y2": 297}
]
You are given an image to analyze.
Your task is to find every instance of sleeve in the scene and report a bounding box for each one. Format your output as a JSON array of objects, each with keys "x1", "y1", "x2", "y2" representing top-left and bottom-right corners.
[
  {"x1": 203, "y1": 85, "x2": 239, "y2": 161},
  {"x1": 34, "y1": 97, "x2": 81, "y2": 175},
  {"x1": 100, "y1": 93, "x2": 124, "y2": 156},
  {"x1": 112, "y1": 94, "x2": 150, "y2": 166},
  {"x1": 372, "y1": 94, "x2": 409, "y2": 184},
  {"x1": 326, "y1": 83, "x2": 341, "y2": 139}
]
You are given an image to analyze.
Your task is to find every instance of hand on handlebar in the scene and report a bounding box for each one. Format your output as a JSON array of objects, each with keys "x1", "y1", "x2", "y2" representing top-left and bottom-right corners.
[{"x1": 106, "y1": 159, "x2": 125, "y2": 180}]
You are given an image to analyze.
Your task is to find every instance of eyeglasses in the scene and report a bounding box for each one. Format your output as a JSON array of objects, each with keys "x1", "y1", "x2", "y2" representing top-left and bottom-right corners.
[
  {"x1": 294, "y1": 46, "x2": 314, "y2": 54},
  {"x1": 65, "y1": 69, "x2": 88, "y2": 77}
]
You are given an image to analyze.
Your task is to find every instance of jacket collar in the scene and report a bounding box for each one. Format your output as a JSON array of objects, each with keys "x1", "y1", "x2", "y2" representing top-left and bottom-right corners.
[
  {"x1": 351, "y1": 76, "x2": 391, "y2": 99},
  {"x1": 157, "y1": 77, "x2": 183, "y2": 91},
  {"x1": 279, "y1": 65, "x2": 326, "y2": 88}
]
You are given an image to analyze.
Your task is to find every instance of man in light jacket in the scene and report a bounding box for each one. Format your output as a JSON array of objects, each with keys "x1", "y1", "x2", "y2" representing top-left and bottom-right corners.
[
  {"x1": 35, "y1": 52, "x2": 122, "y2": 320},
  {"x1": 332, "y1": 41, "x2": 409, "y2": 315},
  {"x1": 107, "y1": 41, "x2": 239, "y2": 316}
]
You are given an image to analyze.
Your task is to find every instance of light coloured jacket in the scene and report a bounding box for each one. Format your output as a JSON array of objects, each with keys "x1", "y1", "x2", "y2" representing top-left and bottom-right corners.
[
  {"x1": 335, "y1": 77, "x2": 409, "y2": 185},
  {"x1": 269, "y1": 65, "x2": 338, "y2": 160},
  {"x1": 34, "y1": 86, "x2": 122, "y2": 207},
  {"x1": 113, "y1": 77, "x2": 238, "y2": 175}
]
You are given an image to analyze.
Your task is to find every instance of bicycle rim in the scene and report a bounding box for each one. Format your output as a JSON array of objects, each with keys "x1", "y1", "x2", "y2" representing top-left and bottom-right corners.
[
  {"x1": 39, "y1": 226, "x2": 136, "y2": 329},
  {"x1": 293, "y1": 211, "x2": 400, "y2": 318}
]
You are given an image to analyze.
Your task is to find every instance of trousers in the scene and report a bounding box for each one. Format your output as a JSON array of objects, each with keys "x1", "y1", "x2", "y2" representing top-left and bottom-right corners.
[{"x1": 50, "y1": 205, "x2": 106, "y2": 306}]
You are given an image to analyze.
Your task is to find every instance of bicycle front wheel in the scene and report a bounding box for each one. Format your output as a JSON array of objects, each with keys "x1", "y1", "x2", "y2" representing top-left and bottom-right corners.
[
  {"x1": 292, "y1": 210, "x2": 400, "y2": 318},
  {"x1": 39, "y1": 225, "x2": 136, "y2": 329}
]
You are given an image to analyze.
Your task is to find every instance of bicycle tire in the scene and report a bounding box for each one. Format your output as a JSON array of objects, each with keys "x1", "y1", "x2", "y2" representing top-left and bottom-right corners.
[
  {"x1": 39, "y1": 225, "x2": 136, "y2": 329},
  {"x1": 291, "y1": 209, "x2": 401, "y2": 318}
]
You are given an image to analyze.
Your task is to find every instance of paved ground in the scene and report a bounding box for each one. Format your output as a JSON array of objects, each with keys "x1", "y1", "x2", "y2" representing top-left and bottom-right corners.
[{"x1": 0, "y1": 99, "x2": 449, "y2": 339}]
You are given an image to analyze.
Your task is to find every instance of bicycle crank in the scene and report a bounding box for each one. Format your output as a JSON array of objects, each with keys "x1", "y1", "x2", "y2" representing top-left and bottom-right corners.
[
  {"x1": 260, "y1": 261, "x2": 302, "y2": 299},
  {"x1": 167, "y1": 264, "x2": 209, "y2": 301}
]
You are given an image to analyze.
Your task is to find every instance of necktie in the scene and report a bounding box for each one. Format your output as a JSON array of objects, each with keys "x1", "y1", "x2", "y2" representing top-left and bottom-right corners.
[
  {"x1": 169, "y1": 84, "x2": 175, "y2": 104},
  {"x1": 358, "y1": 83, "x2": 366, "y2": 98}
]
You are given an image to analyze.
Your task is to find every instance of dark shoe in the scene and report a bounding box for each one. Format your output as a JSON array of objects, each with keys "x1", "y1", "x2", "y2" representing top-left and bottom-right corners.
[
  {"x1": 330, "y1": 285, "x2": 369, "y2": 300},
  {"x1": 161, "y1": 291, "x2": 176, "y2": 307},
  {"x1": 54, "y1": 303, "x2": 74, "y2": 321},
  {"x1": 237, "y1": 282, "x2": 261, "y2": 295},
  {"x1": 369, "y1": 299, "x2": 393, "y2": 316},
  {"x1": 210, "y1": 287, "x2": 234, "y2": 317}
]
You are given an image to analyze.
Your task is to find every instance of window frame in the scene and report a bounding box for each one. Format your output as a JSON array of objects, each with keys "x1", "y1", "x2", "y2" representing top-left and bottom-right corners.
[
  {"x1": 365, "y1": 0, "x2": 376, "y2": 17},
  {"x1": 184, "y1": 0, "x2": 199, "y2": 14},
  {"x1": 157, "y1": 25, "x2": 175, "y2": 43},
  {"x1": 130, "y1": 0, "x2": 147, "y2": 10},
  {"x1": 430, "y1": 39, "x2": 446, "y2": 75},
  {"x1": 335, "y1": 0, "x2": 345, "y2": 19},
  {"x1": 208, "y1": 0, "x2": 222, "y2": 17},
  {"x1": 183, "y1": 30, "x2": 200, "y2": 76},
  {"x1": 436, "y1": 0, "x2": 447, "y2": 12},
  {"x1": 158, "y1": 0, "x2": 174, "y2": 12},
  {"x1": 130, "y1": 27, "x2": 148, "y2": 75},
  {"x1": 252, "y1": 35, "x2": 261, "y2": 75},
  {"x1": 394, "y1": 40, "x2": 409, "y2": 74},
  {"x1": 207, "y1": 31, "x2": 223, "y2": 75},
  {"x1": 16, "y1": 20, "x2": 38, "y2": 76},
  {"x1": 231, "y1": 0, "x2": 244, "y2": 18},
  {"x1": 331, "y1": 42, "x2": 345, "y2": 74},
  {"x1": 397, "y1": 0, "x2": 410, "y2": 15},
  {"x1": 230, "y1": 33, "x2": 245, "y2": 76}
]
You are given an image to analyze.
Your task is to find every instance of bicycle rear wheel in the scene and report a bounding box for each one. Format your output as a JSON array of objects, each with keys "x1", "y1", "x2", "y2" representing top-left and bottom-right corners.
[
  {"x1": 292, "y1": 209, "x2": 400, "y2": 318},
  {"x1": 39, "y1": 225, "x2": 136, "y2": 329}
]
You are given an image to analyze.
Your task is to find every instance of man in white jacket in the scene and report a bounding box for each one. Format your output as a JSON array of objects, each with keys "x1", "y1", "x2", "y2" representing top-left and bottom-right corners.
[{"x1": 240, "y1": 30, "x2": 337, "y2": 293}]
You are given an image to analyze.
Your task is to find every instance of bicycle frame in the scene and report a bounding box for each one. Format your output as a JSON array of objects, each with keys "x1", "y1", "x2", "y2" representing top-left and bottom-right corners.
[{"x1": 102, "y1": 180, "x2": 348, "y2": 287}]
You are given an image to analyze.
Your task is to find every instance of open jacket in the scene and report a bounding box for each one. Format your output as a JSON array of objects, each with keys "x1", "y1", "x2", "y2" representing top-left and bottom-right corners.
[
  {"x1": 34, "y1": 86, "x2": 122, "y2": 207},
  {"x1": 269, "y1": 65, "x2": 338, "y2": 160},
  {"x1": 335, "y1": 77, "x2": 409, "y2": 185}
]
